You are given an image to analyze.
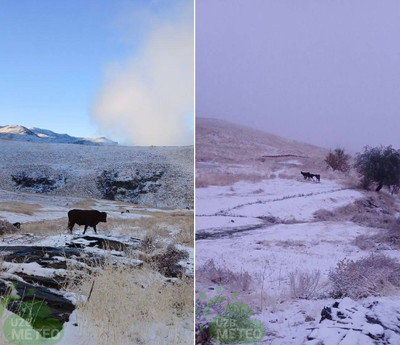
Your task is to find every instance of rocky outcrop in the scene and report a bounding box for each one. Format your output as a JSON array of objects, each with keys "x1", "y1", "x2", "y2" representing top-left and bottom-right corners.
[
  {"x1": 305, "y1": 298, "x2": 400, "y2": 344},
  {"x1": 11, "y1": 172, "x2": 67, "y2": 194},
  {"x1": 96, "y1": 169, "x2": 164, "y2": 202}
]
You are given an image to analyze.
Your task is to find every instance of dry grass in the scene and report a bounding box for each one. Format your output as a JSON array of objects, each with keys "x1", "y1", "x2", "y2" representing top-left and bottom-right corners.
[
  {"x1": 0, "y1": 202, "x2": 42, "y2": 216},
  {"x1": 196, "y1": 172, "x2": 270, "y2": 188},
  {"x1": 288, "y1": 270, "x2": 326, "y2": 299},
  {"x1": 67, "y1": 255, "x2": 194, "y2": 345},
  {"x1": 107, "y1": 212, "x2": 194, "y2": 247},
  {"x1": 275, "y1": 240, "x2": 306, "y2": 249},
  {"x1": 196, "y1": 259, "x2": 253, "y2": 293},
  {"x1": 173, "y1": 223, "x2": 194, "y2": 247},
  {"x1": 69, "y1": 198, "x2": 98, "y2": 209},
  {"x1": 20, "y1": 218, "x2": 67, "y2": 236}
]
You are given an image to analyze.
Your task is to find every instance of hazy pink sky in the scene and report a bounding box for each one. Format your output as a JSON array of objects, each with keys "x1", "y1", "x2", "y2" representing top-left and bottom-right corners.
[{"x1": 196, "y1": 0, "x2": 400, "y2": 153}]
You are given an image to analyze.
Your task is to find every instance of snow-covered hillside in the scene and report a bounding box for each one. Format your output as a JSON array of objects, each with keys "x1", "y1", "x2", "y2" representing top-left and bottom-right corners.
[
  {"x1": 195, "y1": 120, "x2": 400, "y2": 345},
  {"x1": 196, "y1": 118, "x2": 327, "y2": 163},
  {"x1": 0, "y1": 139, "x2": 193, "y2": 208},
  {"x1": 0, "y1": 125, "x2": 117, "y2": 146}
]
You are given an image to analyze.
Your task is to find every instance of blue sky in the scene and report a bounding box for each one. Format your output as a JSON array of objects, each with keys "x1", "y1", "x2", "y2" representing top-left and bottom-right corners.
[{"x1": 0, "y1": 0, "x2": 192, "y2": 143}]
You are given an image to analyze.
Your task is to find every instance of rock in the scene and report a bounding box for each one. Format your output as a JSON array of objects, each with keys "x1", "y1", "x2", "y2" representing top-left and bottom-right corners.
[
  {"x1": 306, "y1": 298, "x2": 400, "y2": 345},
  {"x1": 0, "y1": 280, "x2": 75, "y2": 324},
  {"x1": 11, "y1": 171, "x2": 67, "y2": 194},
  {"x1": 96, "y1": 169, "x2": 164, "y2": 203}
]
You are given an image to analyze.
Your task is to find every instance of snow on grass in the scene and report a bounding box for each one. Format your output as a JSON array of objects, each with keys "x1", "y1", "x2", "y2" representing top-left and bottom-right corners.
[
  {"x1": 232, "y1": 188, "x2": 362, "y2": 221},
  {"x1": 196, "y1": 178, "x2": 362, "y2": 218},
  {"x1": 176, "y1": 244, "x2": 194, "y2": 276},
  {"x1": 196, "y1": 222, "x2": 384, "y2": 291}
]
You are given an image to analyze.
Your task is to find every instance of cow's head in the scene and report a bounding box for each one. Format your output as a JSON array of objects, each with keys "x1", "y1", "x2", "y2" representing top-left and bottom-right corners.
[{"x1": 101, "y1": 212, "x2": 107, "y2": 222}]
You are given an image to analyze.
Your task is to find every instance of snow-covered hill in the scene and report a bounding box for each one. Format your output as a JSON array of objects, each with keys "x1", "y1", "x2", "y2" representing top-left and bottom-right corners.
[
  {"x1": 0, "y1": 125, "x2": 118, "y2": 146},
  {"x1": 0, "y1": 139, "x2": 193, "y2": 208},
  {"x1": 196, "y1": 118, "x2": 327, "y2": 163}
]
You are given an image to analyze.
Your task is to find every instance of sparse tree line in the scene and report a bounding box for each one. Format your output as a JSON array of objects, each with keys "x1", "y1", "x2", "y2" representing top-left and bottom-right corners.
[{"x1": 325, "y1": 145, "x2": 400, "y2": 194}]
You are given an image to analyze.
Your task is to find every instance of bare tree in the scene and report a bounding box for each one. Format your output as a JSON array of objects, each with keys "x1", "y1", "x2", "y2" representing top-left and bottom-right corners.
[{"x1": 325, "y1": 147, "x2": 351, "y2": 173}]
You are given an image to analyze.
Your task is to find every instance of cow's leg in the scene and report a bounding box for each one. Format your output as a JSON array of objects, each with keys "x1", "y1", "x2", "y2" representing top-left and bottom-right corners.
[
  {"x1": 83, "y1": 225, "x2": 88, "y2": 235},
  {"x1": 93, "y1": 225, "x2": 97, "y2": 234},
  {"x1": 68, "y1": 222, "x2": 74, "y2": 233}
]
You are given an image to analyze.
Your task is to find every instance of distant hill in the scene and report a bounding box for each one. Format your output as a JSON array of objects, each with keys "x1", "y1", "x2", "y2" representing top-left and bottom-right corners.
[
  {"x1": 0, "y1": 139, "x2": 193, "y2": 208},
  {"x1": 0, "y1": 125, "x2": 118, "y2": 146},
  {"x1": 196, "y1": 118, "x2": 327, "y2": 163}
]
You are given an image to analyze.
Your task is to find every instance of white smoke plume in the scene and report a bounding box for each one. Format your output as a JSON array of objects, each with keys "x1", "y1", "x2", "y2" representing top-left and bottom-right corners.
[{"x1": 92, "y1": 2, "x2": 194, "y2": 146}]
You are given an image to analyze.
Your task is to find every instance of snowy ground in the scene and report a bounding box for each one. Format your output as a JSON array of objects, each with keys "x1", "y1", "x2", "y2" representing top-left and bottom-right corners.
[
  {"x1": 196, "y1": 176, "x2": 400, "y2": 344},
  {"x1": 0, "y1": 189, "x2": 194, "y2": 345}
]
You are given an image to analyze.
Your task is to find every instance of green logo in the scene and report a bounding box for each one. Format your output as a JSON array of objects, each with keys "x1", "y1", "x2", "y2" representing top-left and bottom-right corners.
[
  {"x1": 196, "y1": 285, "x2": 265, "y2": 344},
  {"x1": 1, "y1": 282, "x2": 64, "y2": 344}
]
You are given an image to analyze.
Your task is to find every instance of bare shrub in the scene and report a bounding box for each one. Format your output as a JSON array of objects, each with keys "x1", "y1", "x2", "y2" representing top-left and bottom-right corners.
[
  {"x1": 288, "y1": 270, "x2": 324, "y2": 299},
  {"x1": 0, "y1": 220, "x2": 20, "y2": 235},
  {"x1": 197, "y1": 259, "x2": 253, "y2": 292},
  {"x1": 351, "y1": 213, "x2": 394, "y2": 229},
  {"x1": 313, "y1": 209, "x2": 336, "y2": 221},
  {"x1": 139, "y1": 234, "x2": 157, "y2": 253},
  {"x1": 354, "y1": 218, "x2": 400, "y2": 250},
  {"x1": 325, "y1": 147, "x2": 351, "y2": 173},
  {"x1": 329, "y1": 254, "x2": 400, "y2": 299},
  {"x1": 353, "y1": 234, "x2": 380, "y2": 250},
  {"x1": 251, "y1": 188, "x2": 264, "y2": 194},
  {"x1": 313, "y1": 194, "x2": 398, "y2": 229},
  {"x1": 151, "y1": 244, "x2": 189, "y2": 278}
]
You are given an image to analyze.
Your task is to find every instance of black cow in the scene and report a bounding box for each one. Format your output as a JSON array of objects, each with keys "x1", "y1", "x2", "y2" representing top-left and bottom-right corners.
[
  {"x1": 67, "y1": 209, "x2": 107, "y2": 234},
  {"x1": 13, "y1": 222, "x2": 21, "y2": 229}
]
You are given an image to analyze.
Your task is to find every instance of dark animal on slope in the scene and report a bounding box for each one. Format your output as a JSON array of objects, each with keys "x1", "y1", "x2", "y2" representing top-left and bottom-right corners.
[
  {"x1": 300, "y1": 171, "x2": 321, "y2": 182},
  {"x1": 68, "y1": 209, "x2": 107, "y2": 234},
  {"x1": 301, "y1": 171, "x2": 312, "y2": 180},
  {"x1": 13, "y1": 222, "x2": 21, "y2": 229},
  {"x1": 126, "y1": 210, "x2": 130, "y2": 213},
  {"x1": 312, "y1": 174, "x2": 321, "y2": 182}
]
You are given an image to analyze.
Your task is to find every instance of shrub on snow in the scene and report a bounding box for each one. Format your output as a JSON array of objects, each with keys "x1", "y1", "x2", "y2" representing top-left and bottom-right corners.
[{"x1": 329, "y1": 254, "x2": 400, "y2": 299}]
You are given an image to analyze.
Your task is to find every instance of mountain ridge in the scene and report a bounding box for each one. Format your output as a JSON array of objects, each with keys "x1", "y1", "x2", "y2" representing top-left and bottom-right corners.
[{"x1": 0, "y1": 125, "x2": 118, "y2": 146}]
